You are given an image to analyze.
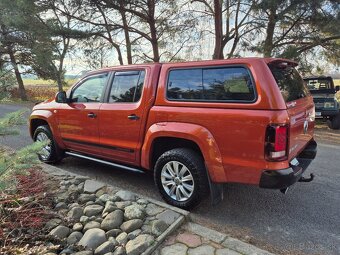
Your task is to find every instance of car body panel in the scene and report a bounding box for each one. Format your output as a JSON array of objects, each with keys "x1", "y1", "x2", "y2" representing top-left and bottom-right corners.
[
  {"x1": 141, "y1": 121, "x2": 226, "y2": 182},
  {"x1": 56, "y1": 102, "x2": 102, "y2": 156},
  {"x1": 286, "y1": 96, "x2": 315, "y2": 161},
  {"x1": 29, "y1": 57, "x2": 316, "y2": 188}
]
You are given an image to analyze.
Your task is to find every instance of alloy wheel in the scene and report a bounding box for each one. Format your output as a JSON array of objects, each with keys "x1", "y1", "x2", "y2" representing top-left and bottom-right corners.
[
  {"x1": 161, "y1": 161, "x2": 195, "y2": 202},
  {"x1": 35, "y1": 132, "x2": 52, "y2": 160}
]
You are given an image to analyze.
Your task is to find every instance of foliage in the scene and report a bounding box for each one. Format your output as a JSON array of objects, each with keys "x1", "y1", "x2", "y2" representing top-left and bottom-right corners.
[
  {"x1": 10, "y1": 86, "x2": 65, "y2": 101},
  {"x1": 0, "y1": 110, "x2": 27, "y2": 136},
  {"x1": 0, "y1": 92, "x2": 45, "y2": 190},
  {"x1": 0, "y1": 0, "x2": 53, "y2": 100},
  {"x1": 0, "y1": 142, "x2": 46, "y2": 190},
  {"x1": 1, "y1": 0, "x2": 339, "y2": 91},
  {"x1": 248, "y1": 0, "x2": 340, "y2": 61}
]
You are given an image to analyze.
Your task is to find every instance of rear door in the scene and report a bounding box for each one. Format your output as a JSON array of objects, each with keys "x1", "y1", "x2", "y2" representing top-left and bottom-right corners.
[
  {"x1": 269, "y1": 62, "x2": 315, "y2": 160},
  {"x1": 98, "y1": 69, "x2": 148, "y2": 165}
]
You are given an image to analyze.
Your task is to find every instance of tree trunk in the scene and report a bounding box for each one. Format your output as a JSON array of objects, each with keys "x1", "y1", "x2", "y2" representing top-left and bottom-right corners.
[
  {"x1": 116, "y1": 46, "x2": 124, "y2": 65},
  {"x1": 120, "y1": 7, "x2": 132, "y2": 64},
  {"x1": 212, "y1": 0, "x2": 224, "y2": 59},
  {"x1": 8, "y1": 49, "x2": 27, "y2": 101},
  {"x1": 263, "y1": 9, "x2": 276, "y2": 57},
  {"x1": 148, "y1": 0, "x2": 159, "y2": 62},
  {"x1": 56, "y1": 74, "x2": 63, "y2": 92},
  {"x1": 110, "y1": 40, "x2": 124, "y2": 65},
  {"x1": 58, "y1": 47, "x2": 67, "y2": 92},
  {"x1": 150, "y1": 23, "x2": 160, "y2": 62}
]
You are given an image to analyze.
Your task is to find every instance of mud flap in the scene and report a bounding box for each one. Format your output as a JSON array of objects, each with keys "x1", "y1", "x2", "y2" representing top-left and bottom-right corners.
[{"x1": 207, "y1": 173, "x2": 224, "y2": 206}]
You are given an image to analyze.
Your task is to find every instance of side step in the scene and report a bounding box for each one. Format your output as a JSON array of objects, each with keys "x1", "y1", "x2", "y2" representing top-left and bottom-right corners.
[{"x1": 65, "y1": 151, "x2": 145, "y2": 174}]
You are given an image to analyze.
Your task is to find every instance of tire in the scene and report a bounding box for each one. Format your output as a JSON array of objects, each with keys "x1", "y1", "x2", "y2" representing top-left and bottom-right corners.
[
  {"x1": 327, "y1": 113, "x2": 340, "y2": 130},
  {"x1": 33, "y1": 125, "x2": 63, "y2": 164},
  {"x1": 154, "y1": 148, "x2": 209, "y2": 210}
]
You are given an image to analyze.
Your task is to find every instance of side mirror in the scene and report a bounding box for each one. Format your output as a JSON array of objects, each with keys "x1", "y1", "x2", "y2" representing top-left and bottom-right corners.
[
  {"x1": 55, "y1": 91, "x2": 68, "y2": 103},
  {"x1": 335, "y1": 86, "x2": 340, "y2": 92}
]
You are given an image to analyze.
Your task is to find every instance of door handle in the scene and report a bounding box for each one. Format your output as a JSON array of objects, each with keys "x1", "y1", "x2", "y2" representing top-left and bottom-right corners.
[
  {"x1": 128, "y1": 114, "x2": 139, "y2": 120},
  {"x1": 87, "y1": 112, "x2": 97, "y2": 118}
]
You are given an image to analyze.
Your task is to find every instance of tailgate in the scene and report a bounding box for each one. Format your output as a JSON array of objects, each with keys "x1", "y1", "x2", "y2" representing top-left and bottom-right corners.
[
  {"x1": 286, "y1": 97, "x2": 315, "y2": 160},
  {"x1": 268, "y1": 61, "x2": 315, "y2": 160}
]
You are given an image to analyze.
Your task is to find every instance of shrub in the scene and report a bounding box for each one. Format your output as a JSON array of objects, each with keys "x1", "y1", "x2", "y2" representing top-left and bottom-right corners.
[{"x1": 10, "y1": 86, "x2": 60, "y2": 102}]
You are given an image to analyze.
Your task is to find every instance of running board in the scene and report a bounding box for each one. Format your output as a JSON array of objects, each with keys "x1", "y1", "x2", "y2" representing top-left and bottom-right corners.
[{"x1": 65, "y1": 151, "x2": 145, "y2": 174}]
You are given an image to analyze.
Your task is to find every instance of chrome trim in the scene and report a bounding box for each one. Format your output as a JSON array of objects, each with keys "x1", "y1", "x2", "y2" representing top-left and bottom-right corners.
[{"x1": 65, "y1": 151, "x2": 145, "y2": 174}]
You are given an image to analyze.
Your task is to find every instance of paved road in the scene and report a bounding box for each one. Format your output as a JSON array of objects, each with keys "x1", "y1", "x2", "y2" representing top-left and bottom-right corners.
[{"x1": 1, "y1": 103, "x2": 339, "y2": 255}]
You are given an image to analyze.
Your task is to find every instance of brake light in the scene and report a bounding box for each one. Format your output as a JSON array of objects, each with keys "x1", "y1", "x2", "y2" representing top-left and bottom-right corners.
[{"x1": 265, "y1": 125, "x2": 288, "y2": 161}]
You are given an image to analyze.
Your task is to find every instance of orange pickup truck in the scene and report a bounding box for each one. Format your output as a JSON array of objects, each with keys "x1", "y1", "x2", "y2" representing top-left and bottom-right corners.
[{"x1": 29, "y1": 58, "x2": 317, "y2": 209}]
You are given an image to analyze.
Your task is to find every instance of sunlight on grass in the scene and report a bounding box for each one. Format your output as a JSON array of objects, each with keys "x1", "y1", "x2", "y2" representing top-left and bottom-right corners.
[{"x1": 23, "y1": 78, "x2": 77, "y2": 87}]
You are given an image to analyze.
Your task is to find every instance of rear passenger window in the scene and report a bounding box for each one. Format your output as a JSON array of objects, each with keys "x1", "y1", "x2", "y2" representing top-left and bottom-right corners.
[
  {"x1": 167, "y1": 67, "x2": 255, "y2": 102},
  {"x1": 109, "y1": 71, "x2": 145, "y2": 103}
]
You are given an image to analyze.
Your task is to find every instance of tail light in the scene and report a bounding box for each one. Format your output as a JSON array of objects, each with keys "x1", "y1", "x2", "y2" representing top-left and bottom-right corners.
[{"x1": 265, "y1": 124, "x2": 288, "y2": 161}]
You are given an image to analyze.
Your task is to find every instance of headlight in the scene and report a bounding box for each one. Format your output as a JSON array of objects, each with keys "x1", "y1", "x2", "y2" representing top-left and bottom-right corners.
[{"x1": 324, "y1": 101, "x2": 335, "y2": 108}]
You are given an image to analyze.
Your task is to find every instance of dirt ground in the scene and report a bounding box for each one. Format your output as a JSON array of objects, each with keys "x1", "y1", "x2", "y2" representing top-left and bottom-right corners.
[{"x1": 314, "y1": 119, "x2": 340, "y2": 145}]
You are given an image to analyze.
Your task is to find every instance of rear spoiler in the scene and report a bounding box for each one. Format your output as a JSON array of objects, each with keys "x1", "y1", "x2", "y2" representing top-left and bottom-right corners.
[{"x1": 265, "y1": 58, "x2": 298, "y2": 67}]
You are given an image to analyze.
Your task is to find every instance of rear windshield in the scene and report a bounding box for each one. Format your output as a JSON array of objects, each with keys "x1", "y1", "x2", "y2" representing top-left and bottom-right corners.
[
  {"x1": 304, "y1": 79, "x2": 333, "y2": 91},
  {"x1": 269, "y1": 64, "x2": 310, "y2": 102}
]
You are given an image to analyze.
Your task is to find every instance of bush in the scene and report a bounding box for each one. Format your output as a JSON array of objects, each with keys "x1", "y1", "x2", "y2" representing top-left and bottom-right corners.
[{"x1": 10, "y1": 86, "x2": 60, "y2": 101}]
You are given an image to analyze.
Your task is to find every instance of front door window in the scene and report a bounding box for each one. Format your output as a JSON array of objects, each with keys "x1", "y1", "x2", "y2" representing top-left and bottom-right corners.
[{"x1": 72, "y1": 74, "x2": 108, "y2": 103}]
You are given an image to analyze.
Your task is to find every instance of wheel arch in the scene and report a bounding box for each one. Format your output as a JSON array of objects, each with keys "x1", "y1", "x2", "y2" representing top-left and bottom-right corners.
[
  {"x1": 141, "y1": 122, "x2": 227, "y2": 182},
  {"x1": 30, "y1": 118, "x2": 49, "y2": 138},
  {"x1": 29, "y1": 110, "x2": 66, "y2": 149}
]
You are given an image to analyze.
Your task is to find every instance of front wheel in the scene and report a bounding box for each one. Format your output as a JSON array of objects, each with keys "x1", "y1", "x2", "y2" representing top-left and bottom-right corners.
[
  {"x1": 33, "y1": 125, "x2": 63, "y2": 163},
  {"x1": 327, "y1": 113, "x2": 340, "y2": 130},
  {"x1": 154, "y1": 148, "x2": 209, "y2": 210}
]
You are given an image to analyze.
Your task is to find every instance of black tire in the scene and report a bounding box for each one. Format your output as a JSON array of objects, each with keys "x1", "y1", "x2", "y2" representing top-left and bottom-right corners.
[
  {"x1": 33, "y1": 125, "x2": 63, "y2": 164},
  {"x1": 327, "y1": 113, "x2": 340, "y2": 130},
  {"x1": 154, "y1": 148, "x2": 209, "y2": 210}
]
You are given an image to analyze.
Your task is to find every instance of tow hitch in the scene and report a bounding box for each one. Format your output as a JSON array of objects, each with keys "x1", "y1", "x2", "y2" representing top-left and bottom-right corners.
[
  {"x1": 280, "y1": 173, "x2": 315, "y2": 194},
  {"x1": 298, "y1": 173, "x2": 314, "y2": 182},
  {"x1": 280, "y1": 187, "x2": 289, "y2": 194}
]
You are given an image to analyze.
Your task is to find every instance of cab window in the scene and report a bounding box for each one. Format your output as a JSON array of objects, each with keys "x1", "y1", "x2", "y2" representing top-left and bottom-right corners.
[
  {"x1": 71, "y1": 73, "x2": 108, "y2": 103},
  {"x1": 109, "y1": 70, "x2": 145, "y2": 103}
]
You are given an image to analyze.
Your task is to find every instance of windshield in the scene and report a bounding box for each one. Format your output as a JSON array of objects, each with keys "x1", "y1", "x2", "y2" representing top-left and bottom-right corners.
[
  {"x1": 304, "y1": 78, "x2": 333, "y2": 91},
  {"x1": 269, "y1": 63, "x2": 310, "y2": 103}
]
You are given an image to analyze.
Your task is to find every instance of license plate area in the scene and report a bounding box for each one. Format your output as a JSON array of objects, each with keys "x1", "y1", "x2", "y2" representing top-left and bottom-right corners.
[{"x1": 290, "y1": 158, "x2": 299, "y2": 167}]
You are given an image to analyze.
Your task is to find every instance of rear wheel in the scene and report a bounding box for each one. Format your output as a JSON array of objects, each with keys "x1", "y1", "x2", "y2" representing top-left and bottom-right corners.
[
  {"x1": 33, "y1": 125, "x2": 63, "y2": 163},
  {"x1": 154, "y1": 148, "x2": 209, "y2": 210},
  {"x1": 327, "y1": 113, "x2": 340, "y2": 130}
]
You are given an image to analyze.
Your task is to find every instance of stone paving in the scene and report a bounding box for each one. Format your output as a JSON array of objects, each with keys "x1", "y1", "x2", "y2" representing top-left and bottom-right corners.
[{"x1": 155, "y1": 223, "x2": 275, "y2": 255}]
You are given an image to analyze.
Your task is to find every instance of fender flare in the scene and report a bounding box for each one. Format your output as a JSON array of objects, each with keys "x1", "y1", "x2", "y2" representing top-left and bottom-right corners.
[
  {"x1": 141, "y1": 122, "x2": 227, "y2": 183},
  {"x1": 29, "y1": 110, "x2": 66, "y2": 149}
]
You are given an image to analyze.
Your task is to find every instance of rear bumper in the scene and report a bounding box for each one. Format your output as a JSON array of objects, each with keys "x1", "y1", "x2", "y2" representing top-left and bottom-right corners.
[{"x1": 259, "y1": 140, "x2": 317, "y2": 189}]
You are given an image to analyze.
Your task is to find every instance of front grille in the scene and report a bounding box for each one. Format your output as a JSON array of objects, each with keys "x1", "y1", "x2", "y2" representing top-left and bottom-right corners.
[{"x1": 315, "y1": 102, "x2": 324, "y2": 108}]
